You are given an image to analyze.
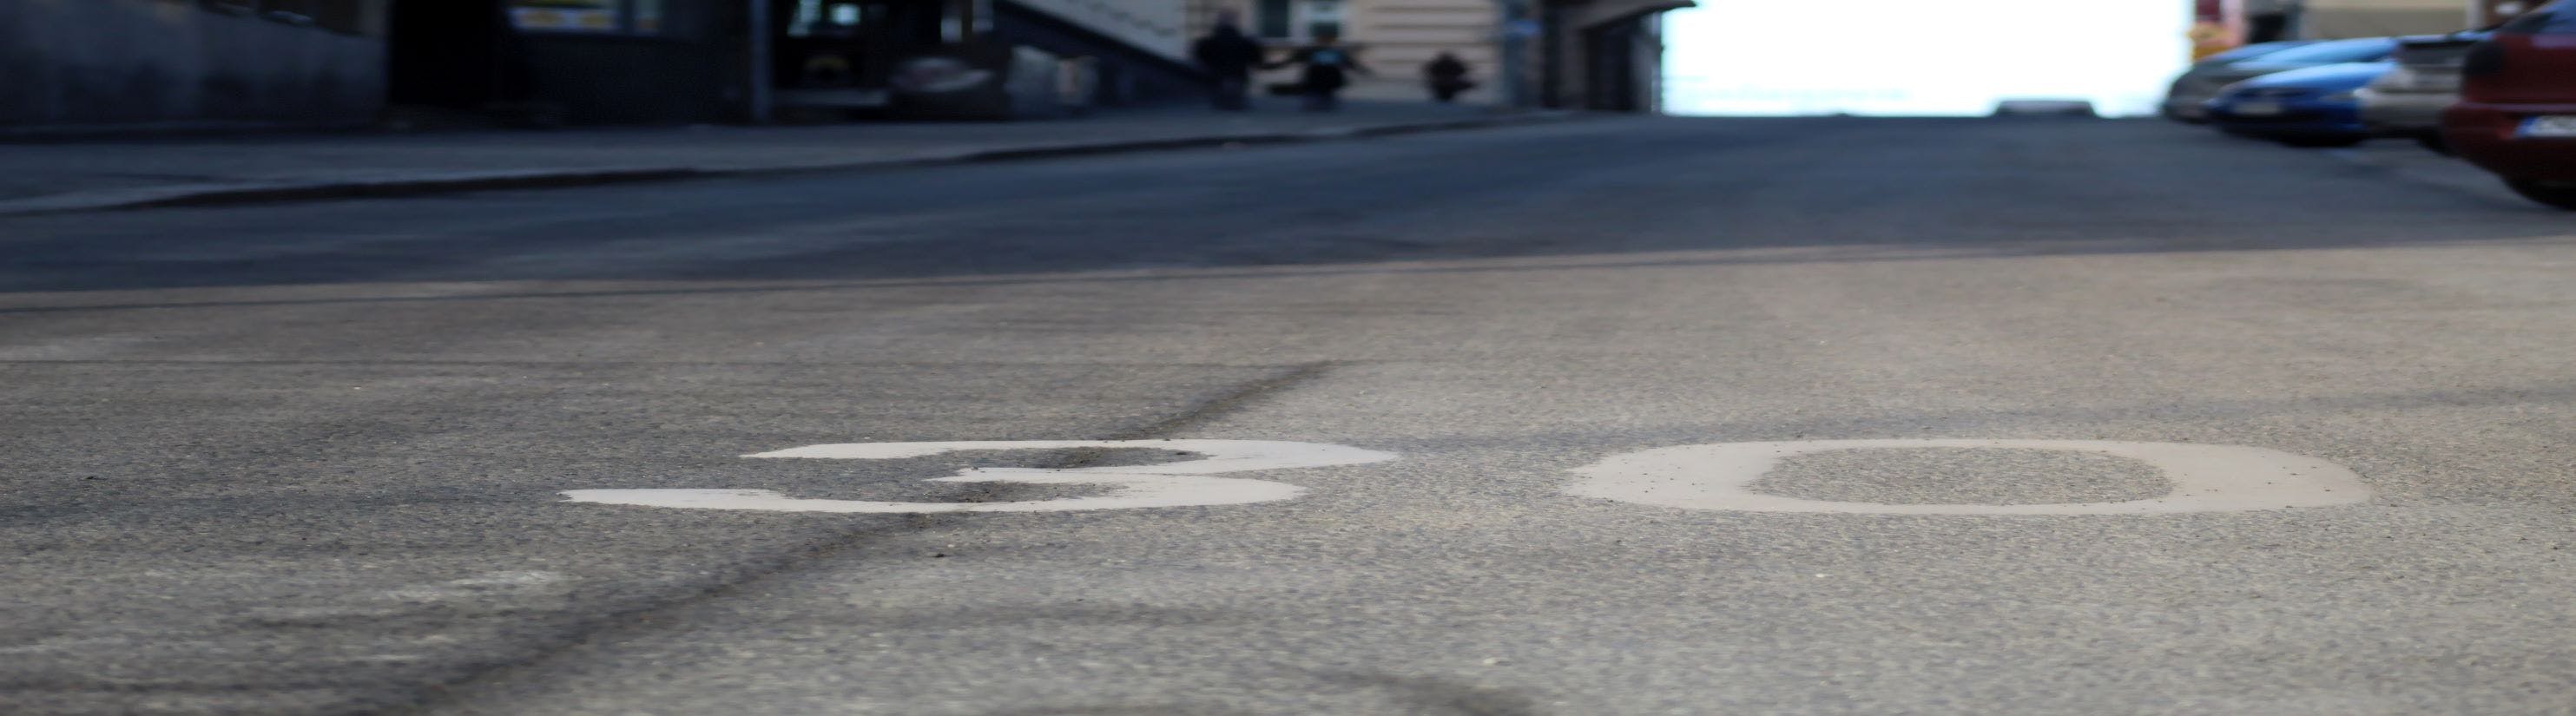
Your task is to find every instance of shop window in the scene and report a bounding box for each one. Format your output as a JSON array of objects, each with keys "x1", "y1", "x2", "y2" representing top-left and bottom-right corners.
[
  {"x1": 1251, "y1": 0, "x2": 1343, "y2": 41},
  {"x1": 511, "y1": 0, "x2": 668, "y2": 35},
  {"x1": 789, "y1": 0, "x2": 870, "y2": 37},
  {"x1": 1255, "y1": 0, "x2": 1293, "y2": 39},
  {"x1": 1304, "y1": 0, "x2": 1341, "y2": 39}
]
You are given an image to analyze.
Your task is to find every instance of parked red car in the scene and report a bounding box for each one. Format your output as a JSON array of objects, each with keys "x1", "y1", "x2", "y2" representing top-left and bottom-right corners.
[{"x1": 2443, "y1": 1, "x2": 2576, "y2": 209}]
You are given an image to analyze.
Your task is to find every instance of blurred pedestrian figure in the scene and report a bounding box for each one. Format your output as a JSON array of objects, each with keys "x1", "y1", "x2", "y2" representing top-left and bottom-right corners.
[
  {"x1": 1269, "y1": 31, "x2": 1368, "y2": 111},
  {"x1": 1192, "y1": 12, "x2": 1265, "y2": 111},
  {"x1": 1424, "y1": 52, "x2": 1475, "y2": 103}
]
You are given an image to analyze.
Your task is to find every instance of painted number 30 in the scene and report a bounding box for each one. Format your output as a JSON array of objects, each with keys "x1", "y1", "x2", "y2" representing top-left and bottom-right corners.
[{"x1": 563, "y1": 439, "x2": 2373, "y2": 516}]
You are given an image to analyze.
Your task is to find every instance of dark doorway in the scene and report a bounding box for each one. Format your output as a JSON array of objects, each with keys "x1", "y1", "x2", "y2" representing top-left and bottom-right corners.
[
  {"x1": 2247, "y1": 12, "x2": 2291, "y2": 44},
  {"x1": 387, "y1": 0, "x2": 524, "y2": 109},
  {"x1": 1584, "y1": 21, "x2": 1640, "y2": 112}
]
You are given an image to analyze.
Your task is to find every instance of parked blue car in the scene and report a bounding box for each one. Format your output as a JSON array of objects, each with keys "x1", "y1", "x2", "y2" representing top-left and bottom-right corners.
[{"x1": 2203, "y1": 62, "x2": 2397, "y2": 148}]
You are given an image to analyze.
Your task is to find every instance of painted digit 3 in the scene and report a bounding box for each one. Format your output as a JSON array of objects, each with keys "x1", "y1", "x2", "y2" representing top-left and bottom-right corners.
[{"x1": 563, "y1": 440, "x2": 1397, "y2": 514}]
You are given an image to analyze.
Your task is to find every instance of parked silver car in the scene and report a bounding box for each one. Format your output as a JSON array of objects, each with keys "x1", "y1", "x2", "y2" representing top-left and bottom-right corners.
[
  {"x1": 2164, "y1": 37, "x2": 2397, "y2": 122},
  {"x1": 2357, "y1": 31, "x2": 2490, "y2": 151}
]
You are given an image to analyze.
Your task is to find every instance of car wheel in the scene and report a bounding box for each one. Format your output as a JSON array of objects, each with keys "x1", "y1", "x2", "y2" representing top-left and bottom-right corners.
[
  {"x1": 2276, "y1": 135, "x2": 2368, "y2": 148},
  {"x1": 2506, "y1": 180, "x2": 2576, "y2": 211},
  {"x1": 2415, "y1": 133, "x2": 2454, "y2": 155}
]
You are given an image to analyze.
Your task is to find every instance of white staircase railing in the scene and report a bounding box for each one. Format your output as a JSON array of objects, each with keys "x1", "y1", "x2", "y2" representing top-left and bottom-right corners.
[{"x1": 1007, "y1": 0, "x2": 1192, "y2": 62}]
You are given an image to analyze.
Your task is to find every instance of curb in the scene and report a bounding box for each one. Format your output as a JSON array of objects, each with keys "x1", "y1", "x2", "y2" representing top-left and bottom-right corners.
[{"x1": 0, "y1": 111, "x2": 1582, "y2": 218}]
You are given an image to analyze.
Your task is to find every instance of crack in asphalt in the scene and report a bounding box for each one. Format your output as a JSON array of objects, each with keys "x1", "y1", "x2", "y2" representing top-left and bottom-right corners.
[{"x1": 385, "y1": 361, "x2": 1341, "y2": 714}]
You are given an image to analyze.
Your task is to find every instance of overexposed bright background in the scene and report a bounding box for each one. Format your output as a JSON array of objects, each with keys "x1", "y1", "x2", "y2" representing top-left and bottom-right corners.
[{"x1": 1663, "y1": 0, "x2": 2194, "y2": 116}]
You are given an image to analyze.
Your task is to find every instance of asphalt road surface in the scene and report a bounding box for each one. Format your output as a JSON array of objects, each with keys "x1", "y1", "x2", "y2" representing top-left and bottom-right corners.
[{"x1": 7, "y1": 117, "x2": 2576, "y2": 716}]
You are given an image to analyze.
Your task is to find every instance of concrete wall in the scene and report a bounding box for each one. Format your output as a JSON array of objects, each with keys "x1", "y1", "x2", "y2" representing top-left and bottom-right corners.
[{"x1": 1, "y1": 0, "x2": 389, "y2": 132}]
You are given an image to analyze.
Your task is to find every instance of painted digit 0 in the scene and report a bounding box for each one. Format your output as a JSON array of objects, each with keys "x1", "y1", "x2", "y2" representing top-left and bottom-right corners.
[{"x1": 1564, "y1": 439, "x2": 2374, "y2": 515}]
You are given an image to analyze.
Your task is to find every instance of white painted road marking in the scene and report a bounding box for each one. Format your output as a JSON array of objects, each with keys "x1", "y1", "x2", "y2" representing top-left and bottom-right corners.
[
  {"x1": 563, "y1": 440, "x2": 1396, "y2": 513},
  {"x1": 568, "y1": 438, "x2": 2370, "y2": 516},
  {"x1": 1565, "y1": 439, "x2": 2372, "y2": 515}
]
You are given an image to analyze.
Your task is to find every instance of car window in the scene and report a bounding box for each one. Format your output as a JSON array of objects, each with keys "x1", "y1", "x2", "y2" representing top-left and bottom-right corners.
[
  {"x1": 2238, "y1": 37, "x2": 2397, "y2": 64},
  {"x1": 2500, "y1": 1, "x2": 2576, "y2": 34}
]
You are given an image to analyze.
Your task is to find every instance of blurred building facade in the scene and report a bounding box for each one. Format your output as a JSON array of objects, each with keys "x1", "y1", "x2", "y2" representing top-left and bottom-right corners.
[
  {"x1": 992, "y1": 0, "x2": 1208, "y2": 106},
  {"x1": 2204, "y1": 0, "x2": 2510, "y2": 55},
  {"x1": 4, "y1": 0, "x2": 1697, "y2": 135},
  {"x1": 2473, "y1": 0, "x2": 2542, "y2": 25},
  {"x1": 2234, "y1": 0, "x2": 2519, "y2": 40},
  {"x1": 501, "y1": 0, "x2": 765, "y2": 125},
  {"x1": 2298, "y1": 0, "x2": 2482, "y2": 37},
  {"x1": 1215, "y1": 0, "x2": 1688, "y2": 111},
  {"x1": 3, "y1": 0, "x2": 394, "y2": 133},
  {"x1": 0, "y1": 0, "x2": 1163, "y2": 132},
  {"x1": 0, "y1": 0, "x2": 814, "y2": 131},
  {"x1": 1541, "y1": 0, "x2": 1690, "y2": 111},
  {"x1": 1225, "y1": 0, "x2": 1506, "y2": 104}
]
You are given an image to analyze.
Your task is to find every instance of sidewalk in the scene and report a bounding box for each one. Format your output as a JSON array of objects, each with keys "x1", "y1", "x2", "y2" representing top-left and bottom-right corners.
[{"x1": 0, "y1": 99, "x2": 1566, "y2": 217}]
